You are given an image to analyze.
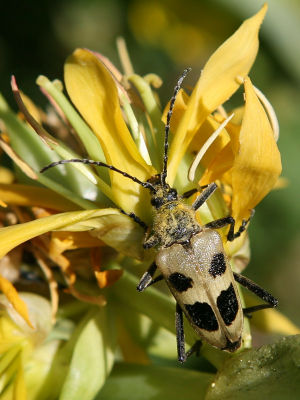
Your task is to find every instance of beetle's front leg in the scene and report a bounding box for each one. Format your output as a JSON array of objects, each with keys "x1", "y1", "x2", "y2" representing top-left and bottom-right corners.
[
  {"x1": 137, "y1": 262, "x2": 164, "y2": 292},
  {"x1": 204, "y1": 210, "x2": 255, "y2": 242},
  {"x1": 143, "y1": 232, "x2": 159, "y2": 249}
]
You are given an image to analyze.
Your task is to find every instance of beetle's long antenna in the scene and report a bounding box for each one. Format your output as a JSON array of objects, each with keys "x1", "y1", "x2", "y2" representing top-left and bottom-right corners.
[
  {"x1": 40, "y1": 159, "x2": 156, "y2": 191},
  {"x1": 161, "y1": 67, "x2": 191, "y2": 187}
]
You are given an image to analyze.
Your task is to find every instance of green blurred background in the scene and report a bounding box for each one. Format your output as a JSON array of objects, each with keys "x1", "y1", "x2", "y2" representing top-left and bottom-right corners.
[{"x1": 0, "y1": 0, "x2": 299, "y2": 328}]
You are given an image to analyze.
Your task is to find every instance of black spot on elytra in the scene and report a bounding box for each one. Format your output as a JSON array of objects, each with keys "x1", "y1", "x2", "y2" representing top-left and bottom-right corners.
[
  {"x1": 209, "y1": 253, "x2": 226, "y2": 278},
  {"x1": 185, "y1": 302, "x2": 218, "y2": 331},
  {"x1": 168, "y1": 273, "x2": 193, "y2": 292},
  {"x1": 217, "y1": 283, "x2": 239, "y2": 326}
]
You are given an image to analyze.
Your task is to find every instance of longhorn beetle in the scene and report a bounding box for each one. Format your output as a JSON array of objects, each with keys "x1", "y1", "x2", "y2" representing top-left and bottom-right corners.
[{"x1": 41, "y1": 68, "x2": 278, "y2": 362}]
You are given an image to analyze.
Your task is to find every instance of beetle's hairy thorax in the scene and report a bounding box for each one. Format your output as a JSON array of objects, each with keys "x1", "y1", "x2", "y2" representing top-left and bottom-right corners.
[{"x1": 149, "y1": 200, "x2": 201, "y2": 248}]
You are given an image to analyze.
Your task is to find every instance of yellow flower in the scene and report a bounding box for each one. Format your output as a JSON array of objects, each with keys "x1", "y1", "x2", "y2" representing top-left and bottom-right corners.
[
  {"x1": 0, "y1": 5, "x2": 298, "y2": 398},
  {"x1": 0, "y1": 3, "x2": 281, "y2": 322},
  {"x1": 0, "y1": 293, "x2": 54, "y2": 400},
  {"x1": 0, "y1": 4, "x2": 287, "y2": 358}
]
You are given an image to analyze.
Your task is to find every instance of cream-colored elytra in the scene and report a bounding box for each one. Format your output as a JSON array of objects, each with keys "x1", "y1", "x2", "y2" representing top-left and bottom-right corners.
[{"x1": 156, "y1": 229, "x2": 243, "y2": 351}]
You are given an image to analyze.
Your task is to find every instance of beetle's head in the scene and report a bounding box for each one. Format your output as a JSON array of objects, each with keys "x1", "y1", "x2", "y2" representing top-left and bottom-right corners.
[{"x1": 147, "y1": 174, "x2": 178, "y2": 209}]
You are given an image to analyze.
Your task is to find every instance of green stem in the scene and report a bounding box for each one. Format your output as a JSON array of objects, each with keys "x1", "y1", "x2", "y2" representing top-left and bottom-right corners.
[
  {"x1": 128, "y1": 74, "x2": 164, "y2": 170},
  {"x1": 120, "y1": 94, "x2": 151, "y2": 165}
]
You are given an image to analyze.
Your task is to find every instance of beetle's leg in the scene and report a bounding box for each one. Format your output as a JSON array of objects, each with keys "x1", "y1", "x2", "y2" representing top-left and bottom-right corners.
[
  {"x1": 182, "y1": 188, "x2": 198, "y2": 199},
  {"x1": 147, "y1": 274, "x2": 164, "y2": 287},
  {"x1": 120, "y1": 209, "x2": 148, "y2": 230},
  {"x1": 192, "y1": 183, "x2": 218, "y2": 210},
  {"x1": 181, "y1": 185, "x2": 209, "y2": 199},
  {"x1": 185, "y1": 340, "x2": 202, "y2": 359},
  {"x1": 233, "y1": 272, "x2": 278, "y2": 317},
  {"x1": 176, "y1": 303, "x2": 187, "y2": 363},
  {"x1": 175, "y1": 303, "x2": 202, "y2": 363},
  {"x1": 137, "y1": 262, "x2": 163, "y2": 292},
  {"x1": 204, "y1": 210, "x2": 255, "y2": 241},
  {"x1": 143, "y1": 233, "x2": 159, "y2": 249}
]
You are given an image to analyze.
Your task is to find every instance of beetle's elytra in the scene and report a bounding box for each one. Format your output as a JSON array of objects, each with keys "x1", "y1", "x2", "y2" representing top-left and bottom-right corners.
[{"x1": 41, "y1": 68, "x2": 278, "y2": 362}]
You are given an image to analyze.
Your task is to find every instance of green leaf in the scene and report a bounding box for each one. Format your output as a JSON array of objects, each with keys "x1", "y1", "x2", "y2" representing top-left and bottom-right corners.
[
  {"x1": 206, "y1": 335, "x2": 300, "y2": 400},
  {"x1": 0, "y1": 95, "x2": 103, "y2": 208},
  {"x1": 59, "y1": 306, "x2": 116, "y2": 400},
  {"x1": 98, "y1": 363, "x2": 213, "y2": 400}
]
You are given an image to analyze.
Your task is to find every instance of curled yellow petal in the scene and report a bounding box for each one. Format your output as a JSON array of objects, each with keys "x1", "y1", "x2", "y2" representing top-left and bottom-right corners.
[
  {"x1": 189, "y1": 115, "x2": 231, "y2": 169},
  {"x1": 0, "y1": 274, "x2": 33, "y2": 328},
  {"x1": 0, "y1": 210, "x2": 105, "y2": 259},
  {"x1": 95, "y1": 269, "x2": 123, "y2": 289},
  {"x1": 231, "y1": 77, "x2": 282, "y2": 221},
  {"x1": 168, "y1": 5, "x2": 267, "y2": 184},
  {"x1": 64, "y1": 282, "x2": 106, "y2": 307},
  {"x1": 199, "y1": 142, "x2": 234, "y2": 186},
  {"x1": 82, "y1": 212, "x2": 145, "y2": 259},
  {"x1": 189, "y1": 114, "x2": 233, "y2": 182},
  {"x1": 0, "y1": 139, "x2": 37, "y2": 180},
  {"x1": 0, "y1": 183, "x2": 80, "y2": 211},
  {"x1": 64, "y1": 49, "x2": 155, "y2": 214},
  {"x1": 20, "y1": 91, "x2": 42, "y2": 125},
  {"x1": 51, "y1": 231, "x2": 103, "y2": 249}
]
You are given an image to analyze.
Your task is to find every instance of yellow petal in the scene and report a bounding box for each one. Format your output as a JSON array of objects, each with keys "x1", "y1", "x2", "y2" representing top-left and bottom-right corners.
[
  {"x1": 273, "y1": 177, "x2": 288, "y2": 189},
  {"x1": 0, "y1": 183, "x2": 80, "y2": 211},
  {"x1": 162, "y1": 93, "x2": 231, "y2": 171},
  {"x1": 190, "y1": 115, "x2": 231, "y2": 170},
  {"x1": 199, "y1": 118, "x2": 240, "y2": 185},
  {"x1": 0, "y1": 139, "x2": 37, "y2": 180},
  {"x1": 95, "y1": 269, "x2": 123, "y2": 289},
  {"x1": 65, "y1": 283, "x2": 106, "y2": 307},
  {"x1": 243, "y1": 291, "x2": 300, "y2": 335},
  {"x1": 64, "y1": 49, "x2": 155, "y2": 214},
  {"x1": 77, "y1": 212, "x2": 145, "y2": 259},
  {"x1": 51, "y1": 231, "x2": 103, "y2": 249},
  {"x1": 161, "y1": 88, "x2": 189, "y2": 132},
  {"x1": 168, "y1": 5, "x2": 267, "y2": 184},
  {"x1": 0, "y1": 198, "x2": 7, "y2": 208},
  {"x1": 0, "y1": 166, "x2": 14, "y2": 184},
  {"x1": 200, "y1": 142, "x2": 234, "y2": 186},
  {"x1": 0, "y1": 274, "x2": 33, "y2": 328},
  {"x1": 20, "y1": 91, "x2": 42, "y2": 124},
  {"x1": 0, "y1": 210, "x2": 105, "y2": 259},
  {"x1": 231, "y1": 77, "x2": 282, "y2": 221}
]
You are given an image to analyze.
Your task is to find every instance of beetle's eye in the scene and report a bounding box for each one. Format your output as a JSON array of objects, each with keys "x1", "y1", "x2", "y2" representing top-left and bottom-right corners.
[
  {"x1": 151, "y1": 197, "x2": 163, "y2": 208},
  {"x1": 166, "y1": 189, "x2": 177, "y2": 201},
  {"x1": 171, "y1": 189, "x2": 177, "y2": 197}
]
